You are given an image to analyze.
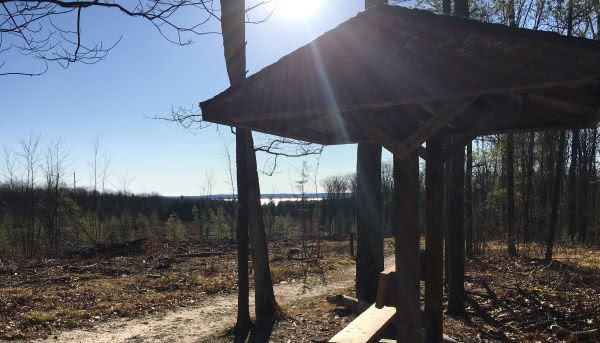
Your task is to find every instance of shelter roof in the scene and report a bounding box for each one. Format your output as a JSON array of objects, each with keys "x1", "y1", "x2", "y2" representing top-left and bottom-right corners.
[{"x1": 201, "y1": 5, "x2": 600, "y2": 156}]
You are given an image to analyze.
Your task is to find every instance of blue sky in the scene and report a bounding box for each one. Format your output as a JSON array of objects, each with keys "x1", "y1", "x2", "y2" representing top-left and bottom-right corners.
[{"x1": 0, "y1": 0, "x2": 393, "y2": 196}]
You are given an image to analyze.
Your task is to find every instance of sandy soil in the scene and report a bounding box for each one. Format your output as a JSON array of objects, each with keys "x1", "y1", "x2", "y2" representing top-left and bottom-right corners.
[{"x1": 30, "y1": 257, "x2": 394, "y2": 343}]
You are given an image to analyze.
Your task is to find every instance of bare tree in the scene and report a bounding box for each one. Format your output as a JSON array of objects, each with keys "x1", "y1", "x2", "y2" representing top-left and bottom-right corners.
[
  {"x1": 42, "y1": 137, "x2": 69, "y2": 254},
  {"x1": 0, "y1": 0, "x2": 275, "y2": 76},
  {"x1": 202, "y1": 169, "x2": 215, "y2": 196},
  {"x1": 221, "y1": 137, "x2": 236, "y2": 239},
  {"x1": 221, "y1": 137, "x2": 237, "y2": 198},
  {"x1": 87, "y1": 136, "x2": 111, "y2": 242},
  {"x1": 254, "y1": 135, "x2": 322, "y2": 176},
  {"x1": 321, "y1": 175, "x2": 350, "y2": 237},
  {"x1": 545, "y1": 131, "x2": 566, "y2": 261},
  {"x1": 506, "y1": 134, "x2": 517, "y2": 256},
  {"x1": 18, "y1": 133, "x2": 41, "y2": 257},
  {"x1": 116, "y1": 169, "x2": 133, "y2": 194},
  {"x1": 1, "y1": 146, "x2": 18, "y2": 187}
]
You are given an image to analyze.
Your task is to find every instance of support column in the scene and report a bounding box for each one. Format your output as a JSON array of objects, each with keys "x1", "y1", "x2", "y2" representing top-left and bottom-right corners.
[
  {"x1": 425, "y1": 135, "x2": 444, "y2": 342},
  {"x1": 356, "y1": 143, "x2": 383, "y2": 304},
  {"x1": 393, "y1": 151, "x2": 421, "y2": 342},
  {"x1": 447, "y1": 140, "x2": 465, "y2": 316}
]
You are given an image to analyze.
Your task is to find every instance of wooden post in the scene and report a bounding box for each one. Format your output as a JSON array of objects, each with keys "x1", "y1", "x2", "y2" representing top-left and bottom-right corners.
[
  {"x1": 425, "y1": 134, "x2": 444, "y2": 342},
  {"x1": 393, "y1": 151, "x2": 421, "y2": 342},
  {"x1": 355, "y1": 142, "x2": 383, "y2": 304},
  {"x1": 447, "y1": 139, "x2": 465, "y2": 316}
]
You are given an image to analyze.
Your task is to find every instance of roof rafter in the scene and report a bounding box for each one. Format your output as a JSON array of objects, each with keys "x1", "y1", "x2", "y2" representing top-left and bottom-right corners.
[
  {"x1": 444, "y1": 100, "x2": 512, "y2": 160},
  {"x1": 393, "y1": 97, "x2": 477, "y2": 159},
  {"x1": 524, "y1": 87, "x2": 600, "y2": 117}
]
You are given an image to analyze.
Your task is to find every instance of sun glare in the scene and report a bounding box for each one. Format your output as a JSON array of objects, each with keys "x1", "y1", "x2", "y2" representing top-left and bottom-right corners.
[{"x1": 278, "y1": 0, "x2": 321, "y2": 20}]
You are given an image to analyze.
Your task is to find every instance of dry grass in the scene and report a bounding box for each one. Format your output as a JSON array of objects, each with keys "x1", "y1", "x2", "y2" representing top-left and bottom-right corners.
[
  {"x1": 0, "y1": 238, "x2": 359, "y2": 340},
  {"x1": 484, "y1": 241, "x2": 600, "y2": 271},
  {"x1": 444, "y1": 241, "x2": 600, "y2": 342},
  {"x1": 215, "y1": 240, "x2": 600, "y2": 343}
]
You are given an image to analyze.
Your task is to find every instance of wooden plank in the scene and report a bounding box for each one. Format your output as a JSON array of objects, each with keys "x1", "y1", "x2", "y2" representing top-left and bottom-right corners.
[
  {"x1": 241, "y1": 115, "x2": 318, "y2": 135},
  {"x1": 375, "y1": 267, "x2": 395, "y2": 309},
  {"x1": 525, "y1": 86, "x2": 600, "y2": 116},
  {"x1": 378, "y1": 334, "x2": 461, "y2": 343},
  {"x1": 329, "y1": 304, "x2": 396, "y2": 343},
  {"x1": 205, "y1": 115, "x2": 335, "y2": 145},
  {"x1": 394, "y1": 97, "x2": 476, "y2": 159},
  {"x1": 392, "y1": 152, "x2": 421, "y2": 341},
  {"x1": 375, "y1": 252, "x2": 426, "y2": 309},
  {"x1": 523, "y1": 103, "x2": 589, "y2": 126},
  {"x1": 477, "y1": 101, "x2": 591, "y2": 133},
  {"x1": 205, "y1": 78, "x2": 592, "y2": 123},
  {"x1": 286, "y1": 114, "x2": 355, "y2": 137},
  {"x1": 425, "y1": 133, "x2": 445, "y2": 343},
  {"x1": 443, "y1": 100, "x2": 511, "y2": 160}
]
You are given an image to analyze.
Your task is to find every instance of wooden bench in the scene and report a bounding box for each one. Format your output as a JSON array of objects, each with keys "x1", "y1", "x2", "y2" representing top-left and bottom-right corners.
[
  {"x1": 376, "y1": 252, "x2": 425, "y2": 309},
  {"x1": 329, "y1": 304, "x2": 396, "y2": 343},
  {"x1": 330, "y1": 252, "x2": 426, "y2": 342},
  {"x1": 330, "y1": 251, "x2": 459, "y2": 343}
]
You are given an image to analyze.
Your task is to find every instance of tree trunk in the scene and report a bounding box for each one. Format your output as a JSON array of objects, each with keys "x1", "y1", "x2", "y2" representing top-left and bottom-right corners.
[
  {"x1": 523, "y1": 132, "x2": 534, "y2": 243},
  {"x1": 545, "y1": 131, "x2": 566, "y2": 262},
  {"x1": 246, "y1": 131, "x2": 281, "y2": 326},
  {"x1": 425, "y1": 134, "x2": 444, "y2": 342},
  {"x1": 578, "y1": 131, "x2": 589, "y2": 242},
  {"x1": 454, "y1": 0, "x2": 468, "y2": 16},
  {"x1": 539, "y1": 133, "x2": 554, "y2": 241},
  {"x1": 220, "y1": 0, "x2": 252, "y2": 333},
  {"x1": 447, "y1": 142, "x2": 465, "y2": 316},
  {"x1": 585, "y1": 128, "x2": 597, "y2": 242},
  {"x1": 235, "y1": 129, "x2": 252, "y2": 332},
  {"x1": 465, "y1": 142, "x2": 473, "y2": 259},
  {"x1": 393, "y1": 152, "x2": 421, "y2": 342},
  {"x1": 355, "y1": 0, "x2": 386, "y2": 306},
  {"x1": 443, "y1": 0, "x2": 451, "y2": 13},
  {"x1": 506, "y1": 134, "x2": 517, "y2": 256},
  {"x1": 355, "y1": 143, "x2": 383, "y2": 304},
  {"x1": 444, "y1": 160, "x2": 450, "y2": 287},
  {"x1": 568, "y1": 130, "x2": 579, "y2": 240}
]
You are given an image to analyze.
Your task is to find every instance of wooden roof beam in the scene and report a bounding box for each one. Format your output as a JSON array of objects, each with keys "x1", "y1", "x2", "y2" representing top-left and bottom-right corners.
[
  {"x1": 393, "y1": 97, "x2": 477, "y2": 159},
  {"x1": 444, "y1": 100, "x2": 512, "y2": 160},
  {"x1": 511, "y1": 100, "x2": 590, "y2": 128},
  {"x1": 292, "y1": 128, "x2": 334, "y2": 144},
  {"x1": 242, "y1": 115, "x2": 320, "y2": 136},
  {"x1": 352, "y1": 114, "x2": 402, "y2": 153},
  {"x1": 523, "y1": 87, "x2": 600, "y2": 117},
  {"x1": 352, "y1": 114, "x2": 429, "y2": 160}
]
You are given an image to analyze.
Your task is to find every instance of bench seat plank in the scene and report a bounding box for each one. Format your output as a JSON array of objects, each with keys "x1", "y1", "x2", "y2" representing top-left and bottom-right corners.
[{"x1": 329, "y1": 304, "x2": 396, "y2": 343}]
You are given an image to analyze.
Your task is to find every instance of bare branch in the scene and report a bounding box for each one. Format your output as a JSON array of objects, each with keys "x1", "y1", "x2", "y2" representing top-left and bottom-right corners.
[{"x1": 0, "y1": 0, "x2": 274, "y2": 75}]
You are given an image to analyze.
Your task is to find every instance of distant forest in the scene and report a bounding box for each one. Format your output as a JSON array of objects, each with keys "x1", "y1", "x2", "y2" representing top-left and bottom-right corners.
[
  {"x1": 2, "y1": 126, "x2": 600, "y2": 259},
  {"x1": 0, "y1": 177, "x2": 358, "y2": 258},
  {"x1": 0, "y1": 134, "x2": 359, "y2": 258}
]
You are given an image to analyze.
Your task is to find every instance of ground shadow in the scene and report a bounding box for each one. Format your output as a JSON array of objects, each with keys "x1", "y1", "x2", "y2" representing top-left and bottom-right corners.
[
  {"x1": 232, "y1": 329, "x2": 250, "y2": 343},
  {"x1": 247, "y1": 322, "x2": 275, "y2": 343}
]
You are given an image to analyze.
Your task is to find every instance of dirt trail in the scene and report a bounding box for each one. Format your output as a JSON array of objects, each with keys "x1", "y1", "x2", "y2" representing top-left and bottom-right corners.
[{"x1": 33, "y1": 257, "x2": 393, "y2": 343}]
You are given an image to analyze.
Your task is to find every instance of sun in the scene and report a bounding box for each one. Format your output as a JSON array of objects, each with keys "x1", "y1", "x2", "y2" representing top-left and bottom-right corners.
[{"x1": 278, "y1": 0, "x2": 321, "y2": 20}]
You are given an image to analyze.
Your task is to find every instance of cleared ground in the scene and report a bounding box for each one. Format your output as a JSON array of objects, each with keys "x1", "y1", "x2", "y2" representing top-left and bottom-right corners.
[
  {"x1": 0, "y1": 238, "x2": 382, "y2": 341},
  {"x1": 1, "y1": 240, "x2": 599, "y2": 342}
]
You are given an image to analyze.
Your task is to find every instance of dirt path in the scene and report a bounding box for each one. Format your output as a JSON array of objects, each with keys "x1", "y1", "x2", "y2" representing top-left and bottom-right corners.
[{"x1": 32, "y1": 257, "x2": 393, "y2": 343}]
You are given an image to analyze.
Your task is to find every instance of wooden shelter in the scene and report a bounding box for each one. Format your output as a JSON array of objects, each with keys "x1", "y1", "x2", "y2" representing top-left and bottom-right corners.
[{"x1": 201, "y1": 4, "x2": 600, "y2": 342}]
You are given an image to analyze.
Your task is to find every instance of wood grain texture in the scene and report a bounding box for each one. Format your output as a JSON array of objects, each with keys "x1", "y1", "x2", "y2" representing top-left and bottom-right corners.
[{"x1": 329, "y1": 304, "x2": 396, "y2": 343}]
